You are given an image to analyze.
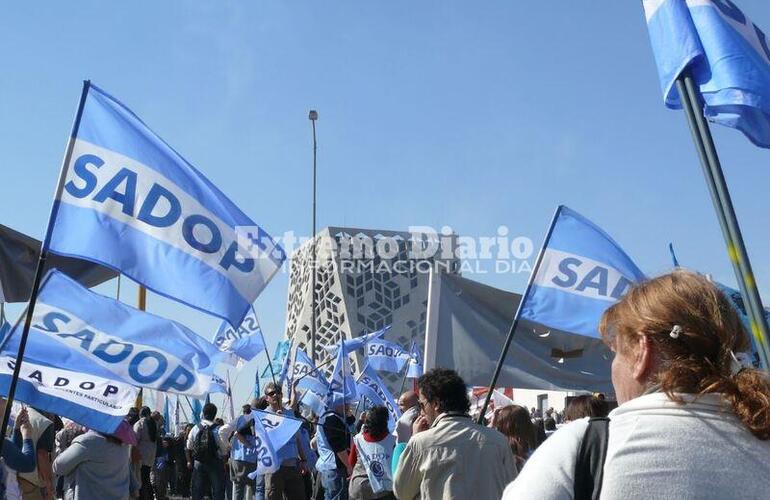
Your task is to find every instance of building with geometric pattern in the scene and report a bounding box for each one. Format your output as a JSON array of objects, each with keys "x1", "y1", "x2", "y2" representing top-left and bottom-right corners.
[{"x1": 284, "y1": 227, "x2": 459, "y2": 394}]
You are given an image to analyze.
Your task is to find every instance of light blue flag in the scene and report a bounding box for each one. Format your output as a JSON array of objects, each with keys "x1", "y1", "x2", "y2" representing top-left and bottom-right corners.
[
  {"x1": 326, "y1": 345, "x2": 357, "y2": 407},
  {"x1": 246, "y1": 410, "x2": 303, "y2": 476},
  {"x1": 48, "y1": 83, "x2": 285, "y2": 327},
  {"x1": 9, "y1": 269, "x2": 222, "y2": 396},
  {"x1": 291, "y1": 349, "x2": 329, "y2": 396},
  {"x1": 191, "y1": 398, "x2": 202, "y2": 424},
  {"x1": 520, "y1": 206, "x2": 646, "y2": 338},
  {"x1": 643, "y1": 0, "x2": 770, "y2": 147},
  {"x1": 0, "y1": 319, "x2": 138, "y2": 434},
  {"x1": 213, "y1": 307, "x2": 267, "y2": 365},
  {"x1": 364, "y1": 338, "x2": 410, "y2": 374},
  {"x1": 406, "y1": 342, "x2": 423, "y2": 379},
  {"x1": 355, "y1": 363, "x2": 401, "y2": 431},
  {"x1": 261, "y1": 340, "x2": 290, "y2": 380},
  {"x1": 324, "y1": 326, "x2": 391, "y2": 355},
  {"x1": 713, "y1": 282, "x2": 764, "y2": 367},
  {"x1": 209, "y1": 373, "x2": 227, "y2": 394},
  {"x1": 0, "y1": 314, "x2": 9, "y2": 344},
  {"x1": 276, "y1": 340, "x2": 293, "y2": 387}
]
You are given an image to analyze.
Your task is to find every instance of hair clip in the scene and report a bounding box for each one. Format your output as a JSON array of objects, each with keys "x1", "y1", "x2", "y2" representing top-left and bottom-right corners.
[{"x1": 669, "y1": 325, "x2": 683, "y2": 339}]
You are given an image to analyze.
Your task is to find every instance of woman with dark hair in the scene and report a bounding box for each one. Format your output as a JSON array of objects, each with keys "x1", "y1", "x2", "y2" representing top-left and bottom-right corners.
[
  {"x1": 563, "y1": 395, "x2": 608, "y2": 423},
  {"x1": 504, "y1": 271, "x2": 770, "y2": 499},
  {"x1": 349, "y1": 406, "x2": 396, "y2": 500},
  {"x1": 492, "y1": 405, "x2": 536, "y2": 471},
  {"x1": 134, "y1": 406, "x2": 157, "y2": 500}
]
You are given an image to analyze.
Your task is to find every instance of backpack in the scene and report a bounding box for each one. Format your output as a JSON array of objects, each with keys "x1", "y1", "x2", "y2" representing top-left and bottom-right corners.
[
  {"x1": 192, "y1": 423, "x2": 219, "y2": 464},
  {"x1": 573, "y1": 417, "x2": 610, "y2": 500}
]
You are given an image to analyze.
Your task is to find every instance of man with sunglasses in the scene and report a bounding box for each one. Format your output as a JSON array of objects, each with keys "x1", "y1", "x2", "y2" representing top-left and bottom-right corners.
[
  {"x1": 393, "y1": 369, "x2": 516, "y2": 500},
  {"x1": 262, "y1": 382, "x2": 308, "y2": 500}
]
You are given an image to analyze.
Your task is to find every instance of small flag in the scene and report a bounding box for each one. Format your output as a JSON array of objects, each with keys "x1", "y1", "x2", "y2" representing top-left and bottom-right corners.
[
  {"x1": 326, "y1": 344, "x2": 357, "y2": 407},
  {"x1": 212, "y1": 306, "x2": 267, "y2": 365},
  {"x1": 520, "y1": 206, "x2": 645, "y2": 338},
  {"x1": 643, "y1": 0, "x2": 770, "y2": 147},
  {"x1": 406, "y1": 341, "x2": 423, "y2": 379},
  {"x1": 364, "y1": 338, "x2": 411, "y2": 374},
  {"x1": 261, "y1": 340, "x2": 290, "y2": 380},
  {"x1": 323, "y1": 326, "x2": 390, "y2": 355}
]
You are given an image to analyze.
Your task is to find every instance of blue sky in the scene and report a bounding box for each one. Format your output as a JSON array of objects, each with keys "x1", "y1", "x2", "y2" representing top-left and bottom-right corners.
[{"x1": 3, "y1": 1, "x2": 770, "y2": 405}]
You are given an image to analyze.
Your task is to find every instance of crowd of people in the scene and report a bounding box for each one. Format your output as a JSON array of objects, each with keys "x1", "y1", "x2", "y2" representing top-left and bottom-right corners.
[{"x1": 0, "y1": 270, "x2": 768, "y2": 499}]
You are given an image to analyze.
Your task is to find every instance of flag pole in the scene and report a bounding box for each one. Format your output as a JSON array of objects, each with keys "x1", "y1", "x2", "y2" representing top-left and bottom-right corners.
[
  {"x1": 309, "y1": 110, "x2": 318, "y2": 365},
  {"x1": 397, "y1": 342, "x2": 415, "y2": 396},
  {"x1": 477, "y1": 206, "x2": 563, "y2": 424},
  {"x1": 676, "y1": 73, "x2": 770, "y2": 369},
  {"x1": 0, "y1": 81, "x2": 91, "y2": 454},
  {"x1": 263, "y1": 344, "x2": 278, "y2": 387}
]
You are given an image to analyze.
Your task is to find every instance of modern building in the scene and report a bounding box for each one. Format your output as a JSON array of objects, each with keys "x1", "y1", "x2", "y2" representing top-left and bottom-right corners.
[{"x1": 284, "y1": 226, "x2": 458, "y2": 393}]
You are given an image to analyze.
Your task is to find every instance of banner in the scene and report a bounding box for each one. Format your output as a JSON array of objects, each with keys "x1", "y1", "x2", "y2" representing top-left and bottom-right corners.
[
  {"x1": 355, "y1": 364, "x2": 401, "y2": 431},
  {"x1": 291, "y1": 349, "x2": 329, "y2": 396},
  {"x1": 364, "y1": 338, "x2": 410, "y2": 374},
  {"x1": 48, "y1": 83, "x2": 285, "y2": 327},
  {"x1": 406, "y1": 341, "x2": 423, "y2": 379},
  {"x1": 0, "y1": 223, "x2": 117, "y2": 304},
  {"x1": 212, "y1": 306, "x2": 267, "y2": 364},
  {"x1": 643, "y1": 0, "x2": 770, "y2": 147},
  {"x1": 7, "y1": 269, "x2": 222, "y2": 396},
  {"x1": 0, "y1": 354, "x2": 137, "y2": 434},
  {"x1": 520, "y1": 206, "x2": 645, "y2": 338}
]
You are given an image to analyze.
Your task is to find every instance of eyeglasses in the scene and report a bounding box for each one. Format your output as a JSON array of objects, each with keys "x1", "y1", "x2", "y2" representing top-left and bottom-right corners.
[{"x1": 266, "y1": 391, "x2": 280, "y2": 397}]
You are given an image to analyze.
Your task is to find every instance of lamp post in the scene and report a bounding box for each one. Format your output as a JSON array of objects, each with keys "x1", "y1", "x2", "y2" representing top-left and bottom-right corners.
[{"x1": 309, "y1": 110, "x2": 318, "y2": 364}]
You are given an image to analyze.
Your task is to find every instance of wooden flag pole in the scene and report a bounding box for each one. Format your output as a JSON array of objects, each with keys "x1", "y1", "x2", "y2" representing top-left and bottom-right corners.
[{"x1": 0, "y1": 81, "x2": 91, "y2": 456}]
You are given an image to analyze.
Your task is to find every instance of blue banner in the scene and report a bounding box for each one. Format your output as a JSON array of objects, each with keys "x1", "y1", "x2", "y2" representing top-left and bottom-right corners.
[
  {"x1": 355, "y1": 363, "x2": 401, "y2": 431},
  {"x1": 644, "y1": 0, "x2": 770, "y2": 147},
  {"x1": 49, "y1": 83, "x2": 285, "y2": 327},
  {"x1": 406, "y1": 341, "x2": 423, "y2": 379},
  {"x1": 324, "y1": 326, "x2": 390, "y2": 355},
  {"x1": 364, "y1": 338, "x2": 409, "y2": 374},
  {"x1": 521, "y1": 206, "x2": 645, "y2": 338},
  {"x1": 291, "y1": 349, "x2": 329, "y2": 396},
  {"x1": 213, "y1": 306, "x2": 267, "y2": 364},
  {"x1": 6, "y1": 269, "x2": 222, "y2": 396}
]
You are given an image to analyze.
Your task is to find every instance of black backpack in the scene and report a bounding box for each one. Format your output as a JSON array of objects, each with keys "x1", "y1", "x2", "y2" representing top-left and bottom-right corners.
[
  {"x1": 192, "y1": 423, "x2": 219, "y2": 464},
  {"x1": 573, "y1": 417, "x2": 610, "y2": 500}
]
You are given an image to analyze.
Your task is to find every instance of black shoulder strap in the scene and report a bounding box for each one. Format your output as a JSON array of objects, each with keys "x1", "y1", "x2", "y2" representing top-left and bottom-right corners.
[{"x1": 573, "y1": 417, "x2": 610, "y2": 500}]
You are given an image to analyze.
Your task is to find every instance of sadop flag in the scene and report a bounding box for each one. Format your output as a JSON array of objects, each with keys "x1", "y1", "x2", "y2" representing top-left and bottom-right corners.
[
  {"x1": 291, "y1": 349, "x2": 329, "y2": 396},
  {"x1": 643, "y1": 0, "x2": 770, "y2": 147},
  {"x1": 364, "y1": 338, "x2": 410, "y2": 374},
  {"x1": 406, "y1": 341, "x2": 423, "y2": 379},
  {"x1": 355, "y1": 363, "x2": 401, "y2": 431},
  {"x1": 0, "y1": 316, "x2": 138, "y2": 434},
  {"x1": 11, "y1": 269, "x2": 222, "y2": 396},
  {"x1": 245, "y1": 410, "x2": 303, "y2": 476},
  {"x1": 48, "y1": 83, "x2": 285, "y2": 327},
  {"x1": 191, "y1": 398, "x2": 202, "y2": 424},
  {"x1": 520, "y1": 206, "x2": 645, "y2": 338},
  {"x1": 323, "y1": 326, "x2": 390, "y2": 355},
  {"x1": 213, "y1": 307, "x2": 266, "y2": 365}
]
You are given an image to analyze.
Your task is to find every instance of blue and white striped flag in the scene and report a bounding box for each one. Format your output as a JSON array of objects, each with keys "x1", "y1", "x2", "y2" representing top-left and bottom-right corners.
[
  {"x1": 355, "y1": 363, "x2": 401, "y2": 431},
  {"x1": 326, "y1": 343, "x2": 357, "y2": 407},
  {"x1": 520, "y1": 206, "x2": 645, "y2": 338},
  {"x1": 323, "y1": 326, "x2": 390, "y2": 355},
  {"x1": 246, "y1": 410, "x2": 303, "y2": 476},
  {"x1": 644, "y1": 0, "x2": 770, "y2": 147},
  {"x1": 213, "y1": 306, "x2": 267, "y2": 366},
  {"x1": 49, "y1": 83, "x2": 285, "y2": 327},
  {"x1": 6, "y1": 269, "x2": 222, "y2": 396},
  {"x1": 364, "y1": 338, "x2": 410, "y2": 374}
]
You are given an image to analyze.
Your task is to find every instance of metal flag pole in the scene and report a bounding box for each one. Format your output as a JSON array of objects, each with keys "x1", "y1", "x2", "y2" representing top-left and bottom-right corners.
[
  {"x1": 309, "y1": 110, "x2": 318, "y2": 365},
  {"x1": 477, "y1": 206, "x2": 563, "y2": 424},
  {"x1": 263, "y1": 344, "x2": 278, "y2": 387},
  {"x1": 0, "y1": 81, "x2": 91, "y2": 454},
  {"x1": 675, "y1": 73, "x2": 770, "y2": 369}
]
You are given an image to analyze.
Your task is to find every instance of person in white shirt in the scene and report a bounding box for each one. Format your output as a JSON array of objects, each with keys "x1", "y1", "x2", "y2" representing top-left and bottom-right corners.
[
  {"x1": 185, "y1": 403, "x2": 228, "y2": 500},
  {"x1": 504, "y1": 270, "x2": 770, "y2": 500}
]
